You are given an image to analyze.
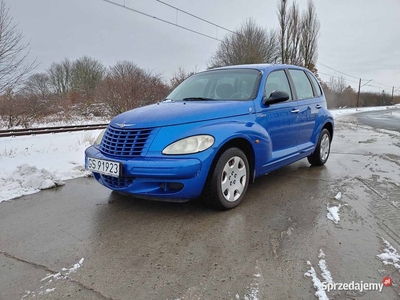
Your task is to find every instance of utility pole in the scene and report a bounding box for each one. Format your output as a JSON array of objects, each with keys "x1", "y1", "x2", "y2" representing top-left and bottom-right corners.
[
  {"x1": 357, "y1": 78, "x2": 361, "y2": 107},
  {"x1": 392, "y1": 86, "x2": 394, "y2": 105}
]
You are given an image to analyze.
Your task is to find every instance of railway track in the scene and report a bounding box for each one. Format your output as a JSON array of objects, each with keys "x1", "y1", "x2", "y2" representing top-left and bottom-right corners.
[{"x1": 0, "y1": 123, "x2": 108, "y2": 138}]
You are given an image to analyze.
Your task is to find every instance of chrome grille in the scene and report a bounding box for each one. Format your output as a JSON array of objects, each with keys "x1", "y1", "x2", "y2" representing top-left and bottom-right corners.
[{"x1": 100, "y1": 126, "x2": 153, "y2": 157}]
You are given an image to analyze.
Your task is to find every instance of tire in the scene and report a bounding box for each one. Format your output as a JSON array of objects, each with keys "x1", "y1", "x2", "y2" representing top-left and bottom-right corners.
[
  {"x1": 203, "y1": 147, "x2": 250, "y2": 210},
  {"x1": 307, "y1": 128, "x2": 331, "y2": 166}
]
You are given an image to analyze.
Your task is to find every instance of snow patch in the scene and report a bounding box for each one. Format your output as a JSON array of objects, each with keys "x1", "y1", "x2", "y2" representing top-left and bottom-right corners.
[
  {"x1": 334, "y1": 192, "x2": 342, "y2": 200},
  {"x1": 377, "y1": 238, "x2": 400, "y2": 270},
  {"x1": 330, "y1": 106, "x2": 397, "y2": 119},
  {"x1": 318, "y1": 252, "x2": 333, "y2": 284},
  {"x1": 45, "y1": 288, "x2": 55, "y2": 294},
  {"x1": 0, "y1": 130, "x2": 101, "y2": 202},
  {"x1": 304, "y1": 262, "x2": 329, "y2": 300},
  {"x1": 236, "y1": 272, "x2": 260, "y2": 300},
  {"x1": 305, "y1": 249, "x2": 334, "y2": 300},
  {"x1": 243, "y1": 283, "x2": 259, "y2": 300},
  {"x1": 0, "y1": 164, "x2": 65, "y2": 202},
  {"x1": 22, "y1": 258, "x2": 84, "y2": 299},
  {"x1": 327, "y1": 204, "x2": 341, "y2": 224}
]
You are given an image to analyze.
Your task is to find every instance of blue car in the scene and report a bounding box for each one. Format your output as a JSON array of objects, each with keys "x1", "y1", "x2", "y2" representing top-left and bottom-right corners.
[{"x1": 85, "y1": 64, "x2": 334, "y2": 210}]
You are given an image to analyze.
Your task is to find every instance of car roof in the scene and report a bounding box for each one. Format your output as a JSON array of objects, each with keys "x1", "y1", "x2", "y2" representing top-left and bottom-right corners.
[{"x1": 208, "y1": 63, "x2": 307, "y2": 73}]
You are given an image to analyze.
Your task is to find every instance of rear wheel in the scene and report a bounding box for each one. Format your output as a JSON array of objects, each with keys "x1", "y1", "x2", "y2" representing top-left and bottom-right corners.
[
  {"x1": 307, "y1": 128, "x2": 331, "y2": 166},
  {"x1": 203, "y1": 147, "x2": 250, "y2": 210}
]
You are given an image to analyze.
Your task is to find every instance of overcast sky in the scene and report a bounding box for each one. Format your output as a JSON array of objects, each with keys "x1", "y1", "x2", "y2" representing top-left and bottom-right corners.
[{"x1": 5, "y1": 0, "x2": 400, "y2": 94}]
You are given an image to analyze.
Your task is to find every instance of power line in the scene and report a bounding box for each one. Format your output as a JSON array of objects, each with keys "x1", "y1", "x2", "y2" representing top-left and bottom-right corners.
[
  {"x1": 104, "y1": 0, "x2": 400, "y2": 91},
  {"x1": 361, "y1": 79, "x2": 373, "y2": 87},
  {"x1": 317, "y1": 61, "x2": 362, "y2": 80},
  {"x1": 318, "y1": 61, "x2": 399, "y2": 89},
  {"x1": 103, "y1": 0, "x2": 223, "y2": 42},
  {"x1": 318, "y1": 71, "x2": 360, "y2": 84},
  {"x1": 372, "y1": 80, "x2": 393, "y2": 88},
  {"x1": 155, "y1": 0, "x2": 236, "y2": 35}
]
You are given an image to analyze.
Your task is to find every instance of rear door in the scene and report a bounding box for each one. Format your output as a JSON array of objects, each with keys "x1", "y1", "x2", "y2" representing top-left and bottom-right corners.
[{"x1": 287, "y1": 69, "x2": 321, "y2": 153}]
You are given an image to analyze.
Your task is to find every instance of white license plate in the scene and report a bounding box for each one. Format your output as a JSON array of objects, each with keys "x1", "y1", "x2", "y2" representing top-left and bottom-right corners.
[{"x1": 87, "y1": 157, "x2": 121, "y2": 177}]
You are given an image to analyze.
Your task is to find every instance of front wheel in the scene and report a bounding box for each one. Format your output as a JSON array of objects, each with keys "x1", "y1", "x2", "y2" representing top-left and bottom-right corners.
[
  {"x1": 307, "y1": 128, "x2": 331, "y2": 166},
  {"x1": 203, "y1": 148, "x2": 250, "y2": 210}
]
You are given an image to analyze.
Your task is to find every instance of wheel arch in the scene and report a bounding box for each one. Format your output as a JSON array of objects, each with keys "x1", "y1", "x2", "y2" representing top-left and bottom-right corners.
[
  {"x1": 210, "y1": 137, "x2": 256, "y2": 183},
  {"x1": 323, "y1": 121, "x2": 334, "y2": 140}
]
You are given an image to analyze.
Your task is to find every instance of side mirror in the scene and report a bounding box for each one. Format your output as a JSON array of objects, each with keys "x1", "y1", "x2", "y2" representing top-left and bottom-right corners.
[{"x1": 263, "y1": 90, "x2": 290, "y2": 105}]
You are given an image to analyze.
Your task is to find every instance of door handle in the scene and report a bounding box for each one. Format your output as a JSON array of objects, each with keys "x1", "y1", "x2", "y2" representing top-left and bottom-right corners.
[
  {"x1": 291, "y1": 109, "x2": 300, "y2": 113},
  {"x1": 315, "y1": 104, "x2": 322, "y2": 109}
]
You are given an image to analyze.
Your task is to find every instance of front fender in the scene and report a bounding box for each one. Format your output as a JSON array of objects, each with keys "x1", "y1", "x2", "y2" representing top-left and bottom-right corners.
[
  {"x1": 204, "y1": 120, "x2": 273, "y2": 177},
  {"x1": 147, "y1": 115, "x2": 272, "y2": 177}
]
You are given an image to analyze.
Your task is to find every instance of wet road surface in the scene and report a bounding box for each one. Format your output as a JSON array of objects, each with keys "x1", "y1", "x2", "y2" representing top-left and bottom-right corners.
[
  {"x1": 1, "y1": 110, "x2": 400, "y2": 300},
  {"x1": 357, "y1": 108, "x2": 400, "y2": 132}
]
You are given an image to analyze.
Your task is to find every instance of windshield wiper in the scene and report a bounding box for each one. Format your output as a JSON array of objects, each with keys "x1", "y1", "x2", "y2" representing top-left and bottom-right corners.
[{"x1": 182, "y1": 97, "x2": 214, "y2": 101}]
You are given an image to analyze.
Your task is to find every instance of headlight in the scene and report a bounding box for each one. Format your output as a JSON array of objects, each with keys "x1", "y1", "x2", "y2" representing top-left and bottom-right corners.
[
  {"x1": 162, "y1": 135, "x2": 214, "y2": 155},
  {"x1": 94, "y1": 129, "x2": 106, "y2": 146}
]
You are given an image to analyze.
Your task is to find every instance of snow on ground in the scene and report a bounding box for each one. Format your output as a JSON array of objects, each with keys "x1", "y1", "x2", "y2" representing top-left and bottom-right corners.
[
  {"x1": 326, "y1": 205, "x2": 341, "y2": 224},
  {"x1": 22, "y1": 258, "x2": 85, "y2": 299},
  {"x1": 318, "y1": 250, "x2": 334, "y2": 284},
  {"x1": 304, "y1": 249, "x2": 333, "y2": 300},
  {"x1": 0, "y1": 105, "x2": 398, "y2": 203},
  {"x1": 326, "y1": 191, "x2": 347, "y2": 224},
  {"x1": 330, "y1": 105, "x2": 398, "y2": 118},
  {"x1": 235, "y1": 273, "x2": 260, "y2": 300},
  {"x1": 377, "y1": 238, "x2": 400, "y2": 270},
  {"x1": 0, "y1": 130, "x2": 102, "y2": 202}
]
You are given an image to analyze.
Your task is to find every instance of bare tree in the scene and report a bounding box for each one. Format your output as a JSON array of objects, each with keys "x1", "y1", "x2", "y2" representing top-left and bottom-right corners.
[
  {"x1": 48, "y1": 58, "x2": 72, "y2": 96},
  {"x1": 0, "y1": 89, "x2": 30, "y2": 127},
  {"x1": 277, "y1": 0, "x2": 319, "y2": 70},
  {"x1": 286, "y1": 1, "x2": 302, "y2": 65},
  {"x1": 208, "y1": 19, "x2": 278, "y2": 68},
  {"x1": 278, "y1": 0, "x2": 302, "y2": 64},
  {"x1": 96, "y1": 61, "x2": 169, "y2": 116},
  {"x1": 277, "y1": 0, "x2": 288, "y2": 64},
  {"x1": 300, "y1": 0, "x2": 320, "y2": 70},
  {"x1": 22, "y1": 73, "x2": 50, "y2": 100},
  {"x1": 71, "y1": 56, "x2": 105, "y2": 101},
  {"x1": 17, "y1": 72, "x2": 52, "y2": 122},
  {"x1": 0, "y1": 1, "x2": 36, "y2": 94},
  {"x1": 327, "y1": 76, "x2": 354, "y2": 107}
]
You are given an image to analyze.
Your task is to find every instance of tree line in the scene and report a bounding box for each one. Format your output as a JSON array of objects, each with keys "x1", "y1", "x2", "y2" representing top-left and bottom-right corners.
[
  {"x1": 0, "y1": 0, "x2": 398, "y2": 128},
  {"x1": 0, "y1": 57, "x2": 173, "y2": 127},
  {"x1": 208, "y1": 0, "x2": 320, "y2": 72}
]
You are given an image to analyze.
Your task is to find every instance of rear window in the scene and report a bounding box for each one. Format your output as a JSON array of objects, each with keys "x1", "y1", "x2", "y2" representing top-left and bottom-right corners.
[
  {"x1": 288, "y1": 69, "x2": 314, "y2": 100},
  {"x1": 307, "y1": 72, "x2": 322, "y2": 97}
]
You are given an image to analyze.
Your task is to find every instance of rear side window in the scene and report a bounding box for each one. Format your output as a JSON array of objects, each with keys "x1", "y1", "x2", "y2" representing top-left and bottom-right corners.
[
  {"x1": 264, "y1": 70, "x2": 292, "y2": 100},
  {"x1": 288, "y1": 69, "x2": 314, "y2": 100},
  {"x1": 307, "y1": 72, "x2": 322, "y2": 97}
]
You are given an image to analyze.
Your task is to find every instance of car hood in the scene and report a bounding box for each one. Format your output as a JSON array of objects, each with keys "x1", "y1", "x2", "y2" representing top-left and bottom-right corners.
[{"x1": 110, "y1": 101, "x2": 255, "y2": 128}]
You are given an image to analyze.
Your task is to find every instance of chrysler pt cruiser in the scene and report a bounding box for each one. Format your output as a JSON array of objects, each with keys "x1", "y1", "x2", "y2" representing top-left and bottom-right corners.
[{"x1": 85, "y1": 64, "x2": 334, "y2": 210}]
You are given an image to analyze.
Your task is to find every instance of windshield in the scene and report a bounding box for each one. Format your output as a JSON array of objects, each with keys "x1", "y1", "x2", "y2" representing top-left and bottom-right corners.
[{"x1": 167, "y1": 69, "x2": 261, "y2": 101}]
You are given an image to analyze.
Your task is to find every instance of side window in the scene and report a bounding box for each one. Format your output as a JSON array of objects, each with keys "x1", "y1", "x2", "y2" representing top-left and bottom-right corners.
[
  {"x1": 307, "y1": 72, "x2": 322, "y2": 97},
  {"x1": 264, "y1": 70, "x2": 292, "y2": 100},
  {"x1": 288, "y1": 69, "x2": 314, "y2": 100}
]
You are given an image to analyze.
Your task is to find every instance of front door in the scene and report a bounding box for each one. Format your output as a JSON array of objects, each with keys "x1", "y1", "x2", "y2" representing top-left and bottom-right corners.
[{"x1": 256, "y1": 69, "x2": 299, "y2": 171}]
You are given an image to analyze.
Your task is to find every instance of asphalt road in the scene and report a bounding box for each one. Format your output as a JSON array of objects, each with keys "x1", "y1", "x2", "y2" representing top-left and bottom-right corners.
[
  {"x1": 356, "y1": 108, "x2": 400, "y2": 132},
  {"x1": 1, "y1": 110, "x2": 400, "y2": 300}
]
